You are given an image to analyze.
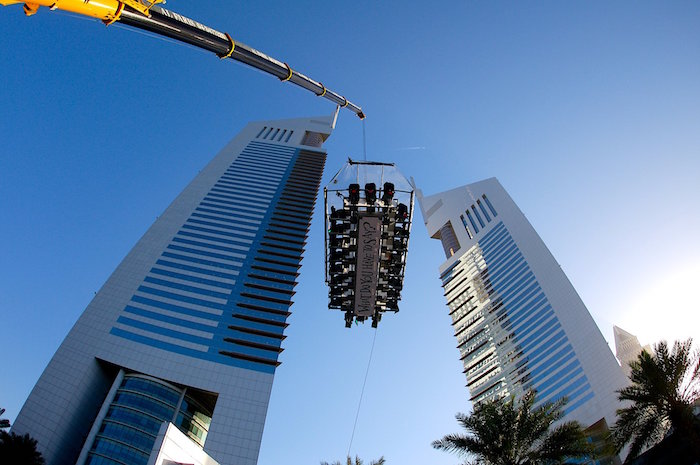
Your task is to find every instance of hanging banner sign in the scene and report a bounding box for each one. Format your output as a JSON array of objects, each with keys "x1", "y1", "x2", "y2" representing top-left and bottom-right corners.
[{"x1": 354, "y1": 216, "x2": 382, "y2": 317}]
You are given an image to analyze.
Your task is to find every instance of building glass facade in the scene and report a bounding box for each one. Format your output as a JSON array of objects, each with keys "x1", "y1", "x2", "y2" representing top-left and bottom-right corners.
[
  {"x1": 418, "y1": 178, "x2": 628, "y2": 429},
  {"x1": 11, "y1": 115, "x2": 335, "y2": 465}
]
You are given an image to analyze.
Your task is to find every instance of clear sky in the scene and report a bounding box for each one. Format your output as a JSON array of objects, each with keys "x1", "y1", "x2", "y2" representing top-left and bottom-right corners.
[{"x1": 1, "y1": 1, "x2": 699, "y2": 464}]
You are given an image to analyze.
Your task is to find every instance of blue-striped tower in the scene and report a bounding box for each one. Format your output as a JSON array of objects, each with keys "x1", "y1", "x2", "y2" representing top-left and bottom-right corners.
[
  {"x1": 417, "y1": 178, "x2": 628, "y2": 431},
  {"x1": 12, "y1": 115, "x2": 335, "y2": 465}
]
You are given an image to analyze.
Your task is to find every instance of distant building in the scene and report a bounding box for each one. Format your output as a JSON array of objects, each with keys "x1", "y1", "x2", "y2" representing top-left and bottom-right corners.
[
  {"x1": 417, "y1": 178, "x2": 628, "y2": 428},
  {"x1": 614, "y1": 325, "x2": 653, "y2": 379},
  {"x1": 12, "y1": 115, "x2": 335, "y2": 465}
]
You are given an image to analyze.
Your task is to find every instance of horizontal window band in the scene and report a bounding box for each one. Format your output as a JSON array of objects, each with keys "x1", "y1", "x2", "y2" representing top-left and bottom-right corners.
[
  {"x1": 240, "y1": 292, "x2": 293, "y2": 306},
  {"x1": 270, "y1": 213, "x2": 310, "y2": 225},
  {"x1": 285, "y1": 179, "x2": 319, "y2": 190},
  {"x1": 233, "y1": 313, "x2": 289, "y2": 328},
  {"x1": 243, "y1": 142, "x2": 296, "y2": 154},
  {"x1": 283, "y1": 181, "x2": 318, "y2": 192},
  {"x1": 123, "y1": 305, "x2": 217, "y2": 334},
  {"x1": 222, "y1": 171, "x2": 282, "y2": 186},
  {"x1": 199, "y1": 200, "x2": 265, "y2": 219},
  {"x1": 189, "y1": 214, "x2": 260, "y2": 231},
  {"x1": 258, "y1": 248, "x2": 302, "y2": 262},
  {"x1": 195, "y1": 207, "x2": 264, "y2": 224},
  {"x1": 262, "y1": 234, "x2": 306, "y2": 247},
  {"x1": 460, "y1": 327, "x2": 485, "y2": 347},
  {"x1": 247, "y1": 273, "x2": 297, "y2": 287},
  {"x1": 251, "y1": 264, "x2": 299, "y2": 277},
  {"x1": 185, "y1": 219, "x2": 257, "y2": 237},
  {"x1": 210, "y1": 186, "x2": 273, "y2": 201},
  {"x1": 454, "y1": 313, "x2": 484, "y2": 338},
  {"x1": 160, "y1": 252, "x2": 242, "y2": 271},
  {"x1": 449, "y1": 295, "x2": 475, "y2": 316},
  {"x1": 137, "y1": 286, "x2": 225, "y2": 311},
  {"x1": 277, "y1": 196, "x2": 315, "y2": 207},
  {"x1": 166, "y1": 244, "x2": 246, "y2": 262},
  {"x1": 445, "y1": 275, "x2": 471, "y2": 301},
  {"x1": 444, "y1": 274, "x2": 472, "y2": 297},
  {"x1": 272, "y1": 211, "x2": 309, "y2": 222},
  {"x1": 208, "y1": 188, "x2": 274, "y2": 205},
  {"x1": 255, "y1": 257, "x2": 301, "y2": 270},
  {"x1": 155, "y1": 259, "x2": 238, "y2": 281},
  {"x1": 467, "y1": 363, "x2": 500, "y2": 388},
  {"x1": 267, "y1": 222, "x2": 309, "y2": 233},
  {"x1": 172, "y1": 237, "x2": 250, "y2": 255},
  {"x1": 216, "y1": 177, "x2": 278, "y2": 192},
  {"x1": 441, "y1": 268, "x2": 465, "y2": 288},
  {"x1": 149, "y1": 268, "x2": 235, "y2": 290},
  {"x1": 280, "y1": 188, "x2": 316, "y2": 200},
  {"x1": 460, "y1": 339, "x2": 490, "y2": 361},
  {"x1": 469, "y1": 377, "x2": 505, "y2": 401},
  {"x1": 223, "y1": 337, "x2": 283, "y2": 353},
  {"x1": 176, "y1": 231, "x2": 251, "y2": 249},
  {"x1": 290, "y1": 161, "x2": 323, "y2": 170},
  {"x1": 230, "y1": 159, "x2": 287, "y2": 174},
  {"x1": 246, "y1": 276, "x2": 297, "y2": 292},
  {"x1": 130, "y1": 295, "x2": 223, "y2": 319},
  {"x1": 218, "y1": 174, "x2": 279, "y2": 190},
  {"x1": 270, "y1": 215, "x2": 308, "y2": 227},
  {"x1": 228, "y1": 324, "x2": 286, "y2": 340},
  {"x1": 266, "y1": 228, "x2": 307, "y2": 240},
  {"x1": 274, "y1": 205, "x2": 313, "y2": 217},
  {"x1": 223, "y1": 171, "x2": 283, "y2": 186},
  {"x1": 143, "y1": 276, "x2": 230, "y2": 300},
  {"x1": 244, "y1": 282, "x2": 295, "y2": 296},
  {"x1": 272, "y1": 211, "x2": 311, "y2": 224},
  {"x1": 116, "y1": 316, "x2": 212, "y2": 345},
  {"x1": 439, "y1": 261, "x2": 461, "y2": 280},
  {"x1": 276, "y1": 199, "x2": 313, "y2": 212},
  {"x1": 204, "y1": 192, "x2": 271, "y2": 209},
  {"x1": 205, "y1": 194, "x2": 268, "y2": 212},
  {"x1": 180, "y1": 224, "x2": 254, "y2": 244},
  {"x1": 236, "y1": 302, "x2": 290, "y2": 317},
  {"x1": 236, "y1": 156, "x2": 291, "y2": 168},
  {"x1": 218, "y1": 350, "x2": 281, "y2": 367},
  {"x1": 260, "y1": 241, "x2": 304, "y2": 253},
  {"x1": 463, "y1": 351, "x2": 494, "y2": 373},
  {"x1": 288, "y1": 169, "x2": 322, "y2": 179},
  {"x1": 241, "y1": 146, "x2": 295, "y2": 158}
]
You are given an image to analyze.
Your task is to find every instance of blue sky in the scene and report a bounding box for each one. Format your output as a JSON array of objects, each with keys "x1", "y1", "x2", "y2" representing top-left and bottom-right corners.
[{"x1": 2, "y1": 1, "x2": 699, "y2": 464}]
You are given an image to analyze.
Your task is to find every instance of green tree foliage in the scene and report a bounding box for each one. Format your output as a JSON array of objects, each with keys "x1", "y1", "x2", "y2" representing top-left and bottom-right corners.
[
  {"x1": 432, "y1": 390, "x2": 591, "y2": 465},
  {"x1": 0, "y1": 430, "x2": 45, "y2": 465},
  {"x1": 612, "y1": 338, "x2": 700, "y2": 461},
  {"x1": 320, "y1": 455, "x2": 386, "y2": 465}
]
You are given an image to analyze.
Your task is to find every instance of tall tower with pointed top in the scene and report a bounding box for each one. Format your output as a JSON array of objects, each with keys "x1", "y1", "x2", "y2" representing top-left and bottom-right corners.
[
  {"x1": 12, "y1": 115, "x2": 334, "y2": 465},
  {"x1": 417, "y1": 178, "x2": 628, "y2": 429},
  {"x1": 613, "y1": 325, "x2": 653, "y2": 378}
]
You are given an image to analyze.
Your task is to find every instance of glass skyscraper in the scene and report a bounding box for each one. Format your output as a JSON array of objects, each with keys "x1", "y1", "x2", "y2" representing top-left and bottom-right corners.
[
  {"x1": 417, "y1": 178, "x2": 628, "y2": 429},
  {"x1": 11, "y1": 115, "x2": 335, "y2": 465}
]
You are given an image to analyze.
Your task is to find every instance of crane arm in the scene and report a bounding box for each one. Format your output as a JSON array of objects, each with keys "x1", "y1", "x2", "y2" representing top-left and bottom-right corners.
[{"x1": 2, "y1": 0, "x2": 365, "y2": 119}]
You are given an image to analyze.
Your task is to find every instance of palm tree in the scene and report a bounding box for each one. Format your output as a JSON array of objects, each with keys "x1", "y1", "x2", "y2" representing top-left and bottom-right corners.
[
  {"x1": 432, "y1": 390, "x2": 591, "y2": 465},
  {"x1": 0, "y1": 431, "x2": 45, "y2": 465},
  {"x1": 612, "y1": 338, "x2": 700, "y2": 461},
  {"x1": 320, "y1": 456, "x2": 386, "y2": 465}
]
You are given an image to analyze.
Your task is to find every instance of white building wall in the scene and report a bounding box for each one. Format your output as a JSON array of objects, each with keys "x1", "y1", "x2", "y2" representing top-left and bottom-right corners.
[
  {"x1": 12, "y1": 115, "x2": 334, "y2": 465},
  {"x1": 417, "y1": 178, "x2": 628, "y2": 428}
]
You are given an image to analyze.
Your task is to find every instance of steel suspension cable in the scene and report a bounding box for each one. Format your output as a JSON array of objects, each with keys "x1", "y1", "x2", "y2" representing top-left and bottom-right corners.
[{"x1": 347, "y1": 327, "x2": 379, "y2": 457}]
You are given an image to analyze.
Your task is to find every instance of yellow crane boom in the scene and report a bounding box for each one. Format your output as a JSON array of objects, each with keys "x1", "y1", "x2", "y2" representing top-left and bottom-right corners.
[{"x1": 2, "y1": 0, "x2": 366, "y2": 119}]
